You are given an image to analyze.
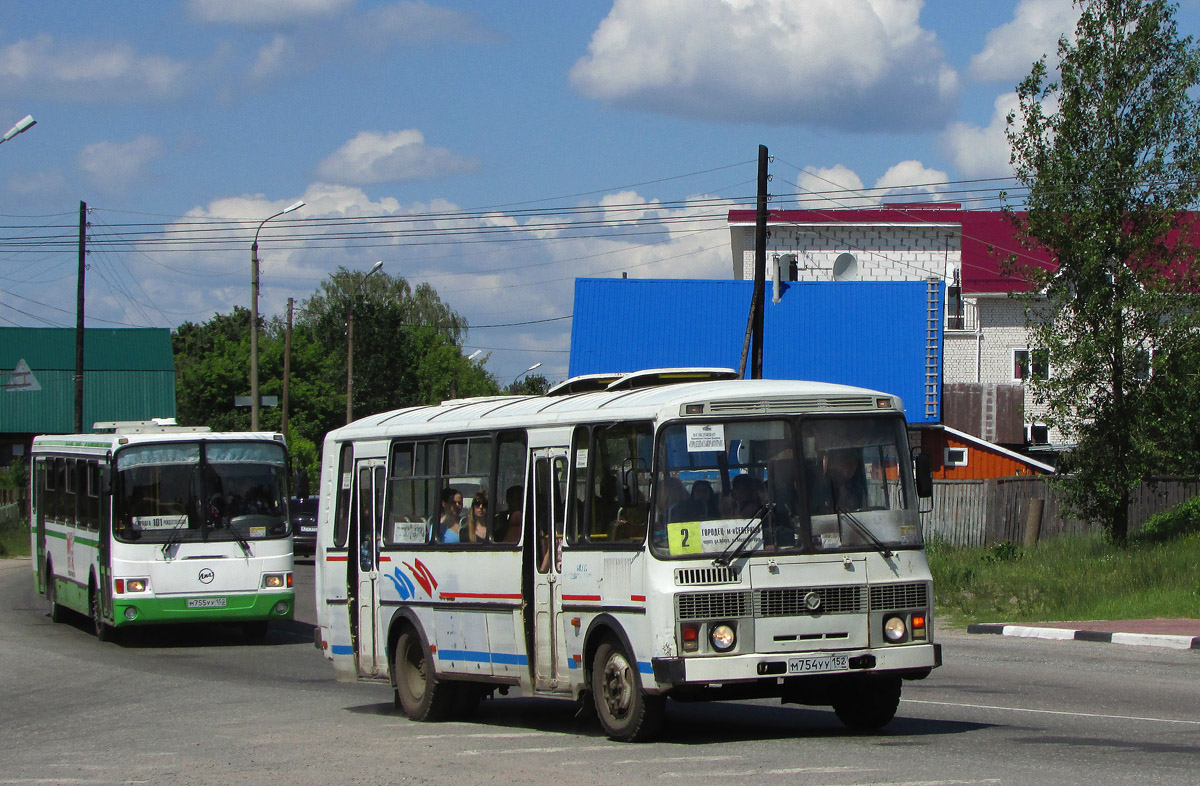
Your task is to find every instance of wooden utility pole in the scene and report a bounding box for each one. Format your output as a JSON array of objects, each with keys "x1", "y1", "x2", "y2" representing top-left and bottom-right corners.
[
  {"x1": 74, "y1": 201, "x2": 86, "y2": 433},
  {"x1": 750, "y1": 145, "x2": 769, "y2": 379}
]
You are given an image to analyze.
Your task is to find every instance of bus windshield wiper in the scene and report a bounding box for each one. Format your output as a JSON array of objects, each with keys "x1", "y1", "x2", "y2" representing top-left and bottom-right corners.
[
  {"x1": 714, "y1": 502, "x2": 773, "y2": 567},
  {"x1": 161, "y1": 523, "x2": 186, "y2": 558},
  {"x1": 834, "y1": 506, "x2": 894, "y2": 559},
  {"x1": 225, "y1": 523, "x2": 251, "y2": 555}
]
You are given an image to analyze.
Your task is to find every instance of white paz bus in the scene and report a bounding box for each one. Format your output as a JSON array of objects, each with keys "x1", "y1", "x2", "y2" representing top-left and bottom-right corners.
[
  {"x1": 314, "y1": 370, "x2": 940, "y2": 741},
  {"x1": 31, "y1": 422, "x2": 297, "y2": 641}
]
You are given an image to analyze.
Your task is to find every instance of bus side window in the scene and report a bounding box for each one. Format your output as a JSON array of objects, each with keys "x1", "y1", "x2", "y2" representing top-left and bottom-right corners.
[{"x1": 332, "y1": 443, "x2": 354, "y2": 548}]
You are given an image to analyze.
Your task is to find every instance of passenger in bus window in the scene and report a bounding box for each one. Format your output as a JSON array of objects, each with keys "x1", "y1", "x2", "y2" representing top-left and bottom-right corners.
[
  {"x1": 720, "y1": 473, "x2": 764, "y2": 519},
  {"x1": 689, "y1": 480, "x2": 719, "y2": 519},
  {"x1": 500, "y1": 485, "x2": 523, "y2": 542},
  {"x1": 434, "y1": 487, "x2": 464, "y2": 543},
  {"x1": 464, "y1": 490, "x2": 489, "y2": 542}
]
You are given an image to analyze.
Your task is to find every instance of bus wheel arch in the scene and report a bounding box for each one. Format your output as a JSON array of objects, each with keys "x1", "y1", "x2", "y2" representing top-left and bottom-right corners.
[
  {"x1": 583, "y1": 615, "x2": 664, "y2": 742},
  {"x1": 389, "y1": 615, "x2": 456, "y2": 722}
]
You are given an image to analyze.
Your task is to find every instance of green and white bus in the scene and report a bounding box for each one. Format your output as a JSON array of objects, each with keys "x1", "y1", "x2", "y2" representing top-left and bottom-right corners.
[{"x1": 30, "y1": 423, "x2": 296, "y2": 640}]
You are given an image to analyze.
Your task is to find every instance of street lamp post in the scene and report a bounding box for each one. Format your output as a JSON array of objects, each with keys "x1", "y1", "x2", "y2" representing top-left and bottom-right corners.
[
  {"x1": 249, "y1": 200, "x2": 304, "y2": 431},
  {"x1": 347, "y1": 261, "x2": 384, "y2": 424},
  {"x1": 511, "y1": 362, "x2": 542, "y2": 391},
  {"x1": 0, "y1": 115, "x2": 35, "y2": 145}
]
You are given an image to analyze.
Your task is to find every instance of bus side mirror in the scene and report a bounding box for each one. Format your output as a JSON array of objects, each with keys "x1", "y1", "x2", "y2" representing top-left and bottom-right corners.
[
  {"x1": 914, "y1": 452, "x2": 932, "y2": 499},
  {"x1": 294, "y1": 467, "x2": 310, "y2": 500}
]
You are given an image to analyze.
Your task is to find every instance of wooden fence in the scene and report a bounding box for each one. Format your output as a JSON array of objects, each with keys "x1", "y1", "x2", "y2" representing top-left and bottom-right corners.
[{"x1": 926, "y1": 476, "x2": 1200, "y2": 547}]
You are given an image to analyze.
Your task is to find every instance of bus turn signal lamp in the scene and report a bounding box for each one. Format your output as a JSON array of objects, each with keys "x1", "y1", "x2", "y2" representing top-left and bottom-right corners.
[
  {"x1": 911, "y1": 614, "x2": 927, "y2": 640},
  {"x1": 681, "y1": 624, "x2": 699, "y2": 652}
]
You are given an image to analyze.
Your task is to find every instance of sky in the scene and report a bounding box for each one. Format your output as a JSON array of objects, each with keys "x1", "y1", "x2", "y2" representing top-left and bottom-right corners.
[{"x1": 3, "y1": 0, "x2": 1199, "y2": 388}]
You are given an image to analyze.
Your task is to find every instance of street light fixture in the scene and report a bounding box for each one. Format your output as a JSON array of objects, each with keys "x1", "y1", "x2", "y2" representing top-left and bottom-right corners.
[
  {"x1": 346, "y1": 260, "x2": 384, "y2": 424},
  {"x1": 512, "y1": 362, "x2": 542, "y2": 390},
  {"x1": 250, "y1": 199, "x2": 304, "y2": 431},
  {"x1": 467, "y1": 349, "x2": 482, "y2": 361},
  {"x1": 0, "y1": 115, "x2": 35, "y2": 145}
]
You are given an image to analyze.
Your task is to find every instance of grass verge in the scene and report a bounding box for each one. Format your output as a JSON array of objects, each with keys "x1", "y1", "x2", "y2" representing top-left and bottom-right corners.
[{"x1": 929, "y1": 531, "x2": 1200, "y2": 628}]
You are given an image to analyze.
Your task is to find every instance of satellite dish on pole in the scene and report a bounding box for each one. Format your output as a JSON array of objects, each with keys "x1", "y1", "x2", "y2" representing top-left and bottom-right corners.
[{"x1": 832, "y1": 253, "x2": 858, "y2": 281}]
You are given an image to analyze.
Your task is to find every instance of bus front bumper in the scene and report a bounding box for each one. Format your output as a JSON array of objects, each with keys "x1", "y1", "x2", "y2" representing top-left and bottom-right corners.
[
  {"x1": 652, "y1": 642, "x2": 941, "y2": 685},
  {"x1": 112, "y1": 591, "x2": 295, "y2": 626}
]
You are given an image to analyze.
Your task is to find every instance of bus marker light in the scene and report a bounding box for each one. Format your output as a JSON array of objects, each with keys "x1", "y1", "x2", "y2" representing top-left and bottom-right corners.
[
  {"x1": 115, "y1": 579, "x2": 124, "y2": 594},
  {"x1": 286, "y1": 572, "x2": 293, "y2": 588},
  {"x1": 911, "y1": 614, "x2": 927, "y2": 640}
]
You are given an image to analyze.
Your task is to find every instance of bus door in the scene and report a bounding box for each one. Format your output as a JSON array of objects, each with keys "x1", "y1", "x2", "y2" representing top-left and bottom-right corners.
[
  {"x1": 351, "y1": 459, "x2": 387, "y2": 678},
  {"x1": 529, "y1": 448, "x2": 569, "y2": 690},
  {"x1": 96, "y1": 464, "x2": 114, "y2": 621},
  {"x1": 33, "y1": 459, "x2": 46, "y2": 593}
]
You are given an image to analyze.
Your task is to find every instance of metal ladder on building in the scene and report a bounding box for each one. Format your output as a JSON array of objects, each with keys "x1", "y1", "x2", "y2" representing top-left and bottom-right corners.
[{"x1": 925, "y1": 278, "x2": 941, "y2": 421}]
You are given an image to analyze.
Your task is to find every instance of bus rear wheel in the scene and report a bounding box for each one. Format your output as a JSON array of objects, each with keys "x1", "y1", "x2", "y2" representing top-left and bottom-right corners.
[
  {"x1": 591, "y1": 638, "x2": 664, "y2": 742},
  {"x1": 393, "y1": 627, "x2": 456, "y2": 721},
  {"x1": 46, "y1": 564, "x2": 64, "y2": 623},
  {"x1": 831, "y1": 675, "x2": 902, "y2": 732}
]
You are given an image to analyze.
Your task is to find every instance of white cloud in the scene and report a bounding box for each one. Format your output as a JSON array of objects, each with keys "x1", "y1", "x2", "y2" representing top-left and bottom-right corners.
[
  {"x1": 796, "y1": 161, "x2": 950, "y2": 207},
  {"x1": 0, "y1": 35, "x2": 186, "y2": 101},
  {"x1": 249, "y1": 35, "x2": 295, "y2": 82},
  {"x1": 77, "y1": 135, "x2": 166, "y2": 193},
  {"x1": 941, "y1": 92, "x2": 1020, "y2": 178},
  {"x1": 188, "y1": 0, "x2": 353, "y2": 25},
  {"x1": 970, "y1": 0, "x2": 1079, "y2": 83},
  {"x1": 350, "y1": 1, "x2": 495, "y2": 49},
  {"x1": 569, "y1": 0, "x2": 958, "y2": 131},
  {"x1": 315, "y1": 130, "x2": 480, "y2": 185}
]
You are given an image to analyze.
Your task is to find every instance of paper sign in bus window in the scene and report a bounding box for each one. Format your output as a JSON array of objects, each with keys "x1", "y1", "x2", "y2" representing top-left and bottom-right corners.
[
  {"x1": 668, "y1": 519, "x2": 763, "y2": 555},
  {"x1": 134, "y1": 515, "x2": 188, "y2": 531},
  {"x1": 686, "y1": 424, "x2": 725, "y2": 453}
]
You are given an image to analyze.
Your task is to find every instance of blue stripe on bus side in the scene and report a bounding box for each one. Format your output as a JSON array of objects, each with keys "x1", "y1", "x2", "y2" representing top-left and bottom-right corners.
[
  {"x1": 331, "y1": 645, "x2": 354, "y2": 655},
  {"x1": 437, "y1": 649, "x2": 528, "y2": 667}
]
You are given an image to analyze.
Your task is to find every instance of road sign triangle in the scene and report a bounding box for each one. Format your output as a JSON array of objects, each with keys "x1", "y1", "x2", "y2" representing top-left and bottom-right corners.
[{"x1": 5, "y1": 358, "x2": 41, "y2": 391}]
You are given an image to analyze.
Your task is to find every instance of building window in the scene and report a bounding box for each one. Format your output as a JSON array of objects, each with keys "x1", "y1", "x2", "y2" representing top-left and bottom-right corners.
[
  {"x1": 1027, "y1": 424, "x2": 1049, "y2": 445},
  {"x1": 944, "y1": 447, "x2": 968, "y2": 468},
  {"x1": 1013, "y1": 348, "x2": 1048, "y2": 381}
]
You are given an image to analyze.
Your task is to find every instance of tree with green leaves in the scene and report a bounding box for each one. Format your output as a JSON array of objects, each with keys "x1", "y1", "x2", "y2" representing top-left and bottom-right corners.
[{"x1": 1005, "y1": 0, "x2": 1200, "y2": 544}]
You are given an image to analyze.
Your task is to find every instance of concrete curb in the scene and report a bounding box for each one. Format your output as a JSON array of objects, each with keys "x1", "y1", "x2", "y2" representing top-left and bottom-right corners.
[{"x1": 967, "y1": 623, "x2": 1200, "y2": 651}]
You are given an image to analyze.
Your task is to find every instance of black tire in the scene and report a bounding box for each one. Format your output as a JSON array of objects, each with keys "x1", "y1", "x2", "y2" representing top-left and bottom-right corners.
[
  {"x1": 392, "y1": 627, "x2": 456, "y2": 721},
  {"x1": 451, "y1": 684, "x2": 484, "y2": 719},
  {"x1": 832, "y1": 675, "x2": 902, "y2": 732},
  {"x1": 591, "y1": 637, "x2": 664, "y2": 742},
  {"x1": 46, "y1": 564, "x2": 64, "y2": 624},
  {"x1": 90, "y1": 585, "x2": 111, "y2": 643}
]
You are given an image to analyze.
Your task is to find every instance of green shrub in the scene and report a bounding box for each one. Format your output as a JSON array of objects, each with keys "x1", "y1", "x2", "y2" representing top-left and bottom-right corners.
[{"x1": 1136, "y1": 495, "x2": 1200, "y2": 544}]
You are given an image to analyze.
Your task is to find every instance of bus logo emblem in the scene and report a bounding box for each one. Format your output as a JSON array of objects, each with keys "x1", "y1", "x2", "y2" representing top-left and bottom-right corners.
[
  {"x1": 199, "y1": 568, "x2": 215, "y2": 584},
  {"x1": 804, "y1": 591, "x2": 822, "y2": 612}
]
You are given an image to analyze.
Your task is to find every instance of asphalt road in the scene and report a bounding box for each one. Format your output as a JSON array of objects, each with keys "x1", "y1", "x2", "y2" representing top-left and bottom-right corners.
[{"x1": 2, "y1": 557, "x2": 1198, "y2": 786}]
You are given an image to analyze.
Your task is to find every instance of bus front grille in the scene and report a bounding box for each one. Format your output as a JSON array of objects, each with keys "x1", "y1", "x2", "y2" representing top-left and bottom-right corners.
[
  {"x1": 704, "y1": 395, "x2": 880, "y2": 416},
  {"x1": 870, "y1": 582, "x2": 929, "y2": 611},
  {"x1": 676, "y1": 590, "x2": 752, "y2": 620},
  {"x1": 755, "y1": 585, "x2": 866, "y2": 616}
]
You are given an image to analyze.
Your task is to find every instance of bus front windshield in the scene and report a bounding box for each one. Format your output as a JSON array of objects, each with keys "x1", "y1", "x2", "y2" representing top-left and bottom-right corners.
[
  {"x1": 650, "y1": 416, "x2": 922, "y2": 559},
  {"x1": 113, "y1": 441, "x2": 289, "y2": 544}
]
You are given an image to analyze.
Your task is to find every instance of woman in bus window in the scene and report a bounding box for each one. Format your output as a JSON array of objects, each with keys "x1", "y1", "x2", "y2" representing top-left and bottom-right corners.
[
  {"x1": 464, "y1": 490, "x2": 489, "y2": 542},
  {"x1": 434, "y1": 487, "x2": 464, "y2": 543}
]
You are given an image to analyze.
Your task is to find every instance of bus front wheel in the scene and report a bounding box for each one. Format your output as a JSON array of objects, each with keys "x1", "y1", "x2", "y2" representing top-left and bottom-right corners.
[
  {"x1": 831, "y1": 675, "x2": 902, "y2": 731},
  {"x1": 591, "y1": 638, "x2": 664, "y2": 742},
  {"x1": 90, "y1": 585, "x2": 112, "y2": 643},
  {"x1": 392, "y1": 627, "x2": 456, "y2": 722}
]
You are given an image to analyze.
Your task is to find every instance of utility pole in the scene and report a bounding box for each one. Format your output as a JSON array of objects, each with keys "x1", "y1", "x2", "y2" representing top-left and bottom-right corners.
[
  {"x1": 750, "y1": 145, "x2": 769, "y2": 379},
  {"x1": 281, "y1": 297, "x2": 293, "y2": 438},
  {"x1": 74, "y1": 201, "x2": 86, "y2": 433}
]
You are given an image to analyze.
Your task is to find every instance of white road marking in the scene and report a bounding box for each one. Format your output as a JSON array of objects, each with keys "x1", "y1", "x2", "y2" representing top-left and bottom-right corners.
[{"x1": 903, "y1": 698, "x2": 1200, "y2": 725}]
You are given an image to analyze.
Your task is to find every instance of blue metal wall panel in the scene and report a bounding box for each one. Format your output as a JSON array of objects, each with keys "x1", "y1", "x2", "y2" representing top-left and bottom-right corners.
[{"x1": 569, "y1": 279, "x2": 942, "y2": 424}]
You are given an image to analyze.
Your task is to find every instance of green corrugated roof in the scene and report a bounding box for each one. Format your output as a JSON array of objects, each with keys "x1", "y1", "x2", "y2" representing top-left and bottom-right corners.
[{"x1": 1, "y1": 328, "x2": 176, "y2": 433}]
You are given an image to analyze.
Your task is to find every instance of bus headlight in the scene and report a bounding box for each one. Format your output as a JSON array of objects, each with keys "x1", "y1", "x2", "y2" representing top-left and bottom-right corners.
[
  {"x1": 710, "y1": 623, "x2": 737, "y2": 652},
  {"x1": 262, "y1": 573, "x2": 287, "y2": 588},
  {"x1": 883, "y1": 616, "x2": 908, "y2": 642},
  {"x1": 127, "y1": 578, "x2": 148, "y2": 593}
]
